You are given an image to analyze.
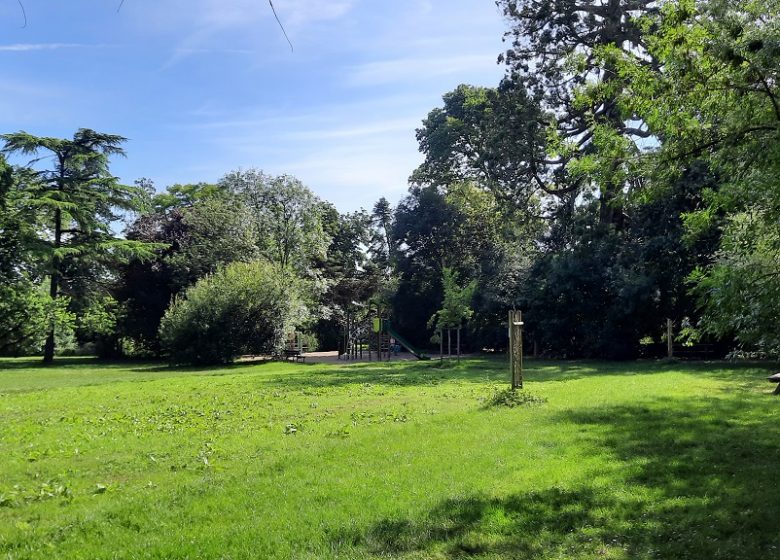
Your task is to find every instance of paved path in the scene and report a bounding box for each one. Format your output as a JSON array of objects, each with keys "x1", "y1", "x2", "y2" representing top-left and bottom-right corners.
[
  {"x1": 301, "y1": 351, "x2": 474, "y2": 364},
  {"x1": 240, "y1": 351, "x2": 473, "y2": 365}
]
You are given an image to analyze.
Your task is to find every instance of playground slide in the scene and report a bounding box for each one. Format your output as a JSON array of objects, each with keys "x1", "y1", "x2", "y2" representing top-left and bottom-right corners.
[{"x1": 386, "y1": 324, "x2": 430, "y2": 360}]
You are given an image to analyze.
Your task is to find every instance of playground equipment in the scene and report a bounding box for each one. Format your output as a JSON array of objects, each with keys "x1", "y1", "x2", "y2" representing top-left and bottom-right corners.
[
  {"x1": 340, "y1": 310, "x2": 429, "y2": 361},
  {"x1": 385, "y1": 320, "x2": 429, "y2": 360}
]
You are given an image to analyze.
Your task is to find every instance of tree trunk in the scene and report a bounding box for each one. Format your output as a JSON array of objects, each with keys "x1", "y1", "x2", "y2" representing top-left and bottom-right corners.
[
  {"x1": 440, "y1": 330, "x2": 443, "y2": 363},
  {"x1": 597, "y1": 65, "x2": 626, "y2": 230},
  {"x1": 447, "y1": 329, "x2": 451, "y2": 357},
  {"x1": 457, "y1": 327, "x2": 461, "y2": 364},
  {"x1": 43, "y1": 208, "x2": 62, "y2": 364}
]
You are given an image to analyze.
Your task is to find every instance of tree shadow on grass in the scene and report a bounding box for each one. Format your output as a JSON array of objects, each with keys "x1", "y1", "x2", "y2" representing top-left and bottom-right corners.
[
  {"x1": 2, "y1": 355, "x2": 773, "y2": 396},
  {"x1": 255, "y1": 357, "x2": 775, "y2": 393},
  {"x1": 0, "y1": 356, "x2": 275, "y2": 374},
  {"x1": 130, "y1": 360, "x2": 276, "y2": 374},
  {"x1": 356, "y1": 488, "x2": 618, "y2": 558},
  {"x1": 0, "y1": 357, "x2": 283, "y2": 394},
  {"x1": 526, "y1": 359, "x2": 776, "y2": 384},
  {"x1": 0, "y1": 356, "x2": 151, "y2": 371},
  {"x1": 348, "y1": 395, "x2": 780, "y2": 559}
]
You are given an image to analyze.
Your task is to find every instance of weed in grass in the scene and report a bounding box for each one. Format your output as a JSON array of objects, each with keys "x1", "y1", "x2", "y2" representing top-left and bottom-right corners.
[{"x1": 486, "y1": 387, "x2": 547, "y2": 408}]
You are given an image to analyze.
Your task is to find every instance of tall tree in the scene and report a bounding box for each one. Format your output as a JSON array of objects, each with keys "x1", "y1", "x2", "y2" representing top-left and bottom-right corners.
[
  {"x1": 117, "y1": 182, "x2": 256, "y2": 355},
  {"x1": 412, "y1": 82, "x2": 545, "y2": 213},
  {"x1": 519, "y1": 161, "x2": 721, "y2": 359},
  {"x1": 497, "y1": 0, "x2": 658, "y2": 225},
  {"x1": 369, "y1": 197, "x2": 394, "y2": 274},
  {"x1": 312, "y1": 204, "x2": 374, "y2": 349},
  {"x1": 1, "y1": 129, "x2": 153, "y2": 362},
  {"x1": 220, "y1": 169, "x2": 328, "y2": 271},
  {"x1": 603, "y1": 0, "x2": 780, "y2": 351}
]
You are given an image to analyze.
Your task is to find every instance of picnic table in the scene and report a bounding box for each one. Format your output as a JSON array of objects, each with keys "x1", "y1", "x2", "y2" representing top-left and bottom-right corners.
[{"x1": 282, "y1": 349, "x2": 306, "y2": 363}]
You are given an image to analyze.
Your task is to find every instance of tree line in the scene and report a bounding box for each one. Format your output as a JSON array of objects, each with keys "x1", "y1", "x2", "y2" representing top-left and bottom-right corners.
[
  {"x1": 1, "y1": 0, "x2": 779, "y2": 362},
  {"x1": 397, "y1": 0, "x2": 780, "y2": 359}
]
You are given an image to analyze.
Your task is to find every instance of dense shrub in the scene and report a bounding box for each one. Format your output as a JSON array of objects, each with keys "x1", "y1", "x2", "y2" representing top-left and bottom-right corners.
[{"x1": 159, "y1": 261, "x2": 307, "y2": 365}]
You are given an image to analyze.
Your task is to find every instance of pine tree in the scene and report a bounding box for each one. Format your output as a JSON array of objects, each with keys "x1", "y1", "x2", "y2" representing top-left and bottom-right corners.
[{"x1": 2, "y1": 129, "x2": 155, "y2": 362}]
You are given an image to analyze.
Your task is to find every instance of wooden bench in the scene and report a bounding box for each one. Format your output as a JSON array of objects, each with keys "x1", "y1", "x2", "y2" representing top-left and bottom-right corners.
[
  {"x1": 283, "y1": 349, "x2": 306, "y2": 363},
  {"x1": 768, "y1": 373, "x2": 780, "y2": 395}
]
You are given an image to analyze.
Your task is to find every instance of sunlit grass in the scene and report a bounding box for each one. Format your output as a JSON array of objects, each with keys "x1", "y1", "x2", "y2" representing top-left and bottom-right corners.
[{"x1": 1, "y1": 356, "x2": 778, "y2": 559}]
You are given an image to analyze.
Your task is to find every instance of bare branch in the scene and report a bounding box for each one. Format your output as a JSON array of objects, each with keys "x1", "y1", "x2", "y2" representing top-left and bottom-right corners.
[
  {"x1": 17, "y1": 0, "x2": 27, "y2": 28},
  {"x1": 269, "y1": 0, "x2": 294, "y2": 53}
]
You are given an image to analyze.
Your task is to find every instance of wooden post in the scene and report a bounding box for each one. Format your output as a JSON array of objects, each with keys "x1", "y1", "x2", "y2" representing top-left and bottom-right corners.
[
  {"x1": 447, "y1": 329, "x2": 451, "y2": 358},
  {"x1": 439, "y1": 329, "x2": 443, "y2": 363},
  {"x1": 667, "y1": 318, "x2": 674, "y2": 358},
  {"x1": 509, "y1": 310, "x2": 524, "y2": 390}
]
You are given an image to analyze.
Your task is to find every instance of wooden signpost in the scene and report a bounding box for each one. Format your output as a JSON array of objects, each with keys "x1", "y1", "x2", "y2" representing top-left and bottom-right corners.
[{"x1": 509, "y1": 310, "x2": 524, "y2": 390}]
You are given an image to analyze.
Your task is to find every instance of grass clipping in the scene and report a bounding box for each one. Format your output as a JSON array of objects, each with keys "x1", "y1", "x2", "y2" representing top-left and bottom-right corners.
[{"x1": 486, "y1": 388, "x2": 546, "y2": 408}]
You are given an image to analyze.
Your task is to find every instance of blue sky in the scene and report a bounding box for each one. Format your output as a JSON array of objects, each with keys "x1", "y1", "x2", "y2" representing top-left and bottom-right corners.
[{"x1": 1, "y1": 0, "x2": 507, "y2": 211}]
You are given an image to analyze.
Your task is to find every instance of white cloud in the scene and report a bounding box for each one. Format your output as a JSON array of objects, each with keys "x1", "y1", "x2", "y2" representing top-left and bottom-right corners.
[
  {"x1": 346, "y1": 53, "x2": 500, "y2": 87},
  {"x1": 185, "y1": 0, "x2": 355, "y2": 30},
  {"x1": 0, "y1": 43, "x2": 95, "y2": 52},
  {"x1": 104, "y1": 0, "x2": 507, "y2": 210},
  {"x1": 152, "y1": 0, "x2": 356, "y2": 67},
  {"x1": 162, "y1": 95, "x2": 426, "y2": 209},
  {"x1": 275, "y1": 0, "x2": 355, "y2": 27},
  {"x1": 171, "y1": 47, "x2": 254, "y2": 55},
  {"x1": 281, "y1": 117, "x2": 419, "y2": 141}
]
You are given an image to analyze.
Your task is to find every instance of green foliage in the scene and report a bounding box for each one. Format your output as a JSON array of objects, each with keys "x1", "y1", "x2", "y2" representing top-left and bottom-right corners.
[
  {"x1": 166, "y1": 195, "x2": 257, "y2": 286},
  {"x1": 79, "y1": 295, "x2": 120, "y2": 338},
  {"x1": 220, "y1": 169, "x2": 328, "y2": 271},
  {"x1": 428, "y1": 267, "x2": 476, "y2": 332},
  {"x1": 149, "y1": 181, "x2": 228, "y2": 212},
  {"x1": 519, "y1": 164, "x2": 721, "y2": 359},
  {"x1": 159, "y1": 261, "x2": 307, "y2": 365},
  {"x1": 591, "y1": 0, "x2": 780, "y2": 352},
  {"x1": 411, "y1": 83, "x2": 544, "y2": 214},
  {"x1": 692, "y1": 212, "x2": 780, "y2": 353},
  {"x1": 392, "y1": 183, "x2": 539, "y2": 349},
  {"x1": 117, "y1": 185, "x2": 257, "y2": 355},
  {"x1": 312, "y1": 203, "x2": 377, "y2": 349},
  {"x1": 0, "y1": 280, "x2": 75, "y2": 356},
  {"x1": 497, "y1": 0, "x2": 657, "y2": 225},
  {"x1": 369, "y1": 197, "x2": 394, "y2": 273},
  {"x1": 78, "y1": 295, "x2": 124, "y2": 358}
]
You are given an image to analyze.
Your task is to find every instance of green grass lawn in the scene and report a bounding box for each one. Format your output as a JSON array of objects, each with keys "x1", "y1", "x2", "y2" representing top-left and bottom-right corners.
[{"x1": 1, "y1": 356, "x2": 779, "y2": 559}]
